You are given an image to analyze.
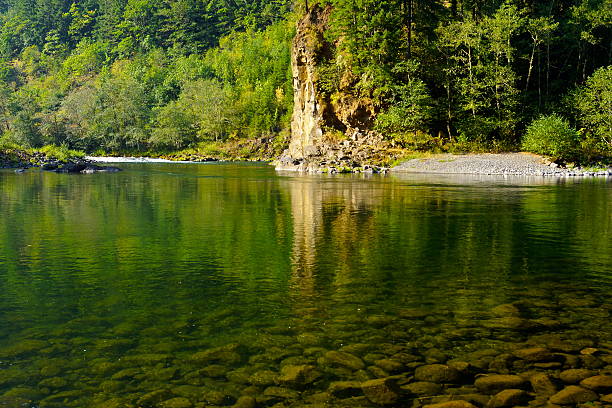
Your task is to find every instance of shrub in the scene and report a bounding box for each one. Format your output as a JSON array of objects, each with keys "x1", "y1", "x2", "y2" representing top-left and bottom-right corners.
[
  {"x1": 522, "y1": 114, "x2": 579, "y2": 160},
  {"x1": 574, "y1": 66, "x2": 611, "y2": 155}
]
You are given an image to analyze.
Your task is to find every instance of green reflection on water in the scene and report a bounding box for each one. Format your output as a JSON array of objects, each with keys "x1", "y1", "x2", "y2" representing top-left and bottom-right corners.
[{"x1": 0, "y1": 164, "x2": 610, "y2": 407}]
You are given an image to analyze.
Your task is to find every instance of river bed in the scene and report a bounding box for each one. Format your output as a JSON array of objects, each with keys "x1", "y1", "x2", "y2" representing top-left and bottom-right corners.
[{"x1": 0, "y1": 163, "x2": 610, "y2": 407}]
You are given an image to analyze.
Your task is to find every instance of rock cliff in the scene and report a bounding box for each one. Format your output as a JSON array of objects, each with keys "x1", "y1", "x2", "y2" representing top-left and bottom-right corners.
[{"x1": 275, "y1": 5, "x2": 393, "y2": 173}]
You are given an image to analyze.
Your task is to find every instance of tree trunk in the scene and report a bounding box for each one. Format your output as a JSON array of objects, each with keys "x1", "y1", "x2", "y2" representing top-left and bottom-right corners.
[{"x1": 525, "y1": 39, "x2": 536, "y2": 92}]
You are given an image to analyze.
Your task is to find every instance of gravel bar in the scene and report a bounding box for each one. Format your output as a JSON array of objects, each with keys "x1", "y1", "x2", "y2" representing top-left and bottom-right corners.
[{"x1": 392, "y1": 153, "x2": 611, "y2": 177}]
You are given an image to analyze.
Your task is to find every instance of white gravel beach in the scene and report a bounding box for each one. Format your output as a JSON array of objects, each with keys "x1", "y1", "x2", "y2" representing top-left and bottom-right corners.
[{"x1": 392, "y1": 153, "x2": 611, "y2": 177}]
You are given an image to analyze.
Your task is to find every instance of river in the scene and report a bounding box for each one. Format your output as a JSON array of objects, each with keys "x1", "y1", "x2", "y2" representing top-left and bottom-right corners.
[{"x1": 0, "y1": 163, "x2": 610, "y2": 407}]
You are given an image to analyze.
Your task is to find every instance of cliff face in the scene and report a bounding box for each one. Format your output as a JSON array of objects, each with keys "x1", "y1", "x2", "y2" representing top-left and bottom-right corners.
[
  {"x1": 285, "y1": 5, "x2": 330, "y2": 161},
  {"x1": 276, "y1": 5, "x2": 390, "y2": 173}
]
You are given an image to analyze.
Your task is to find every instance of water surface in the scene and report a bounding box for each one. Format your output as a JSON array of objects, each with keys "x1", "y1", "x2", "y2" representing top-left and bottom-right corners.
[{"x1": 0, "y1": 163, "x2": 610, "y2": 407}]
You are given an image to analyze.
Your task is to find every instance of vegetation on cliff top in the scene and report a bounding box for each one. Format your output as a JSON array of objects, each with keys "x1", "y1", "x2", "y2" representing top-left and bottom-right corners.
[
  {"x1": 0, "y1": 0, "x2": 609, "y2": 164},
  {"x1": 316, "y1": 0, "x2": 610, "y2": 163}
]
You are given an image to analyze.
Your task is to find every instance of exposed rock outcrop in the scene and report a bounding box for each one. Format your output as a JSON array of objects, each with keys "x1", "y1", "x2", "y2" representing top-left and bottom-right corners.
[{"x1": 275, "y1": 5, "x2": 394, "y2": 173}]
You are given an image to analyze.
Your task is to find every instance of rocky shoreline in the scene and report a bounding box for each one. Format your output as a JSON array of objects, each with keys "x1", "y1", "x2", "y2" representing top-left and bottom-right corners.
[
  {"x1": 392, "y1": 153, "x2": 612, "y2": 177},
  {"x1": 276, "y1": 152, "x2": 612, "y2": 177},
  {"x1": 1, "y1": 150, "x2": 120, "y2": 173}
]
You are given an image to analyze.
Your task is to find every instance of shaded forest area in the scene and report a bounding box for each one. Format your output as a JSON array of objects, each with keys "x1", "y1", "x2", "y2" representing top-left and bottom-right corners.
[{"x1": 0, "y1": 0, "x2": 609, "y2": 162}]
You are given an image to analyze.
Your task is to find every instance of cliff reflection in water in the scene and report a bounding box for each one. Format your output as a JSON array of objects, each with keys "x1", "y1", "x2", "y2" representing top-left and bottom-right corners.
[{"x1": 284, "y1": 172, "x2": 611, "y2": 313}]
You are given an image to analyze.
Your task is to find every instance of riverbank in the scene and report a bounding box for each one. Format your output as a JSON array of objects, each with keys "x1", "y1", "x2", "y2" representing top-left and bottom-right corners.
[
  {"x1": 392, "y1": 153, "x2": 612, "y2": 177},
  {"x1": 0, "y1": 145, "x2": 120, "y2": 173},
  {"x1": 4, "y1": 143, "x2": 611, "y2": 178}
]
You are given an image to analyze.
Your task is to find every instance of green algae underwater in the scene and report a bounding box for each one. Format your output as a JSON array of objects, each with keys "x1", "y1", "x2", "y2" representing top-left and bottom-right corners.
[{"x1": 0, "y1": 163, "x2": 610, "y2": 408}]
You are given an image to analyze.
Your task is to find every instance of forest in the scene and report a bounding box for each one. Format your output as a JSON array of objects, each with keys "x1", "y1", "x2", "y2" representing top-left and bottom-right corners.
[{"x1": 0, "y1": 0, "x2": 609, "y2": 162}]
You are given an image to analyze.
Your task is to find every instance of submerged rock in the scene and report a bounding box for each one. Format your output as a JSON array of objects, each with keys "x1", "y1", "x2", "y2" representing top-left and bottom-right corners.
[
  {"x1": 374, "y1": 358, "x2": 404, "y2": 374},
  {"x1": 485, "y1": 389, "x2": 530, "y2": 407},
  {"x1": 529, "y1": 373, "x2": 558, "y2": 397},
  {"x1": 92, "y1": 397, "x2": 131, "y2": 408},
  {"x1": 160, "y1": 397, "x2": 193, "y2": 408},
  {"x1": 490, "y1": 304, "x2": 521, "y2": 317},
  {"x1": 559, "y1": 368, "x2": 595, "y2": 384},
  {"x1": 548, "y1": 385, "x2": 598, "y2": 405},
  {"x1": 191, "y1": 344, "x2": 243, "y2": 366},
  {"x1": 580, "y1": 375, "x2": 612, "y2": 393},
  {"x1": 81, "y1": 164, "x2": 121, "y2": 173},
  {"x1": 482, "y1": 317, "x2": 529, "y2": 330},
  {"x1": 231, "y1": 396, "x2": 256, "y2": 408},
  {"x1": 42, "y1": 161, "x2": 121, "y2": 173},
  {"x1": 39, "y1": 365, "x2": 62, "y2": 377},
  {"x1": 199, "y1": 364, "x2": 228, "y2": 378},
  {"x1": 171, "y1": 385, "x2": 202, "y2": 400},
  {"x1": 401, "y1": 381, "x2": 443, "y2": 396},
  {"x1": 0, "y1": 339, "x2": 47, "y2": 358},
  {"x1": 361, "y1": 378, "x2": 401, "y2": 405},
  {"x1": 248, "y1": 370, "x2": 277, "y2": 386},
  {"x1": 202, "y1": 390, "x2": 236, "y2": 405},
  {"x1": 415, "y1": 364, "x2": 461, "y2": 384},
  {"x1": 328, "y1": 381, "x2": 363, "y2": 398},
  {"x1": 38, "y1": 377, "x2": 68, "y2": 389},
  {"x1": 137, "y1": 389, "x2": 173, "y2": 407},
  {"x1": 262, "y1": 386, "x2": 299, "y2": 400},
  {"x1": 111, "y1": 368, "x2": 141, "y2": 381},
  {"x1": 277, "y1": 364, "x2": 321, "y2": 388},
  {"x1": 474, "y1": 375, "x2": 529, "y2": 395},
  {"x1": 323, "y1": 350, "x2": 365, "y2": 370},
  {"x1": 512, "y1": 347, "x2": 555, "y2": 362}
]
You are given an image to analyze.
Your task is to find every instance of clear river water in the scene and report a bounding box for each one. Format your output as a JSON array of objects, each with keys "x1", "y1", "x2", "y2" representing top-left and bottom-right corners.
[{"x1": 0, "y1": 163, "x2": 610, "y2": 408}]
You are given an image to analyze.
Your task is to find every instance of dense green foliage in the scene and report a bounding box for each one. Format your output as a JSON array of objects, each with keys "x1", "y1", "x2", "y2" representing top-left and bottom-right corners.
[
  {"x1": 0, "y1": 0, "x2": 294, "y2": 153},
  {"x1": 574, "y1": 65, "x2": 612, "y2": 156},
  {"x1": 319, "y1": 0, "x2": 611, "y2": 160},
  {"x1": 0, "y1": 0, "x2": 609, "y2": 161}
]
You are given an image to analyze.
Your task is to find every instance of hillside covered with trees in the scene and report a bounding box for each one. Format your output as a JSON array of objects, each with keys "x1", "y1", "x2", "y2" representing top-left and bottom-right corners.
[{"x1": 0, "y1": 0, "x2": 609, "y2": 162}]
